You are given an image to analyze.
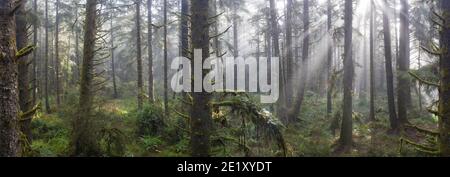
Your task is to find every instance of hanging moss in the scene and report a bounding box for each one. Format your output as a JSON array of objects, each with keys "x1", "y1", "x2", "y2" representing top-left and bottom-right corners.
[
  {"x1": 212, "y1": 94, "x2": 287, "y2": 157},
  {"x1": 15, "y1": 45, "x2": 35, "y2": 59}
]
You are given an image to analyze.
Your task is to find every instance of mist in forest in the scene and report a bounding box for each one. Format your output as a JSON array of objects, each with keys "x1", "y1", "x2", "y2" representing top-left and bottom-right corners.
[{"x1": 0, "y1": 0, "x2": 450, "y2": 158}]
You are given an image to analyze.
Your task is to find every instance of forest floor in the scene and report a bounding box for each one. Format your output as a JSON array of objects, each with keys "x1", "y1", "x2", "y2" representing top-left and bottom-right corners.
[{"x1": 27, "y1": 93, "x2": 438, "y2": 157}]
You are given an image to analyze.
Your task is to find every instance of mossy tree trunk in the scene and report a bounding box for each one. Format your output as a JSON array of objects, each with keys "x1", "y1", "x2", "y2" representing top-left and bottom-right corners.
[
  {"x1": 0, "y1": 0, "x2": 20, "y2": 157},
  {"x1": 71, "y1": 0, "x2": 100, "y2": 156},
  {"x1": 16, "y1": 0, "x2": 32, "y2": 142}
]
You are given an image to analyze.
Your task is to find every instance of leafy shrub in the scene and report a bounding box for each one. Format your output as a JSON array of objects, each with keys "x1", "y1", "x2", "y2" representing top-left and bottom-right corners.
[
  {"x1": 139, "y1": 136, "x2": 163, "y2": 152},
  {"x1": 133, "y1": 104, "x2": 165, "y2": 136}
]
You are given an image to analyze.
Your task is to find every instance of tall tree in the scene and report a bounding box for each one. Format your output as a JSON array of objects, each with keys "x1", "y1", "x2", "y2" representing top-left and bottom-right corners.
[
  {"x1": 326, "y1": 0, "x2": 333, "y2": 119},
  {"x1": 181, "y1": 0, "x2": 189, "y2": 59},
  {"x1": 190, "y1": 0, "x2": 212, "y2": 157},
  {"x1": 71, "y1": 0, "x2": 100, "y2": 156},
  {"x1": 369, "y1": 0, "x2": 376, "y2": 121},
  {"x1": 135, "y1": 0, "x2": 144, "y2": 109},
  {"x1": 110, "y1": 3, "x2": 118, "y2": 98},
  {"x1": 397, "y1": 0, "x2": 411, "y2": 125},
  {"x1": 44, "y1": 0, "x2": 51, "y2": 113},
  {"x1": 288, "y1": 0, "x2": 309, "y2": 122},
  {"x1": 32, "y1": 0, "x2": 38, "y2": 105},
  {"x1": 382, "y1": 0, "x2": 399, "y2": 132},
  {"x1": 163, "y1": 0, "x2": 169, "y2": 117},
  {"x1": 55, "y1": 0, "x2": 61, "y2": 106},
  {"x1": 285, "y1": 0, "x2": 294, "y2": 107},
  {"x1": 0, "y1": 0, "x2": 20, "y2": 157},
  {"x1": 438, "y1": 0, "x2": 450, "y2": 156},
  {"x1": 269, "y1": 0, "x2": 284, "y2": 117},
  {"x1": 16, "y1": 0, "x2": 33, "y2": 141},
  {"x1": 339, "y1": 0, "x2": 354, "y2": 149},
  {"x1": 147, "y1": 0, "x2": 154, "y2": 103},
  {"x1": 74, "y1": 6, "x2": 80, "y2": 85},
  {"x1": 232, "y1": 0, "x2": 239, "y2": 59}
]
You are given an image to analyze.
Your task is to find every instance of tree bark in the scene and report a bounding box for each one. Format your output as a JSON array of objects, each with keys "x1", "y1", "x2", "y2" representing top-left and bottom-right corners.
[
  {"x1": 339, "y1": 0, "x2": 354, "y2": 148},
  {"x1": 288, "y1": 0, "x2": 309, "y2": 123},
  {"x1": 326, "y1": 0, "x2": 333, "y2": 119},
  {"x1": 110, "y1": 7, "x2": 118, "y2": 98},
  {"x1": 397, "y1": 0, "x2": 411, "y2": 125},
  {"x1": 382, "y1": 0, "x2": 399, "y2": 131},
  {"x1": 55, "y1": 0, "x2": 61, "y2": 106},
  {"x1": 0, "y1": 0, "x2": 20, "y2": 157},
  {"x1": 44, "y1": 0, "x2": 51, "y2": 113},
  {"x1": 369, "y1": 0, "x2": 376, "y2": 122},
  {"x1": 163, "y1": 0, "x2": 169, "y2": 117},
  {"x1": 269, "y1": 0, "x2": 285, "y2": 118},
  {"x1": 74, "y1": 7, "x2": 80, "y2": 85},
  {"x1": 439, "y1": 0, "x2": 450, "y2": 156},
  {"x1": 147, "y1": 0, "x2": 154, "y2": 103},
  {"x1": 32, "y1": 0, "x2": 38, "y2": 105},
  {"x1": 135, "y1": 0, "x2": 144, "y2": 110},
  {"x1": 16, "y1": 0, "x2": 32, "y2": 142},
  {"x1": 190, "y1": 0, "x2": 212, "y2": 157},
  {"x1": 71, "y1": 0, "x2": 100, "y2": 156},
  {"x1": 286, "y1": 0, "x2": 294, "y2": 107}
]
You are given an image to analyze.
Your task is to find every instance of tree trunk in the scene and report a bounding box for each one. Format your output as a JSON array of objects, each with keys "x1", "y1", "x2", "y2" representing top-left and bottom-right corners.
[
  {"x1": 110, "y1": 8, "x2": 118, "y2": 98},
  {"x1": 71, "y1": 0, "x2": 100, "y2": 156},
  {"x1": 16, "y1": 0, "x2": 32, "y2": 142},
  {"x1": 55, "y1": 0, "x2": 61, "y2": 106},
  {"x1": 326, "y1": 0, "x2": 333, "y2": 119},
  {"x1": 136, "y1": 0, "x2": 144, "y2": 110},
  {"x1": 232, "y1": 1, "x2": 239, "y2": 92},
  {"x1": 382, "y1": 0, "x2": 399, "y2": 132},
  {"x1": 288, "y1": 0, "x2": 309, "y2": 123},
  {"x1": 44, "y1": 0, "x2": 51, "y2": 113},
  {"x1": 147, "y1": 0, "x2": 154, "y2": 103},
  {"x1": 163, "y1": 0, "x2": 169, "y2": 117},
  {"x1": 286, "y1": 0, "x2": 294, "y2": 107},
  {"x1": 212, "y1": 0, "x2": 220, "y2": 57},
  {"x1": 74, "y1": 7, "x2": 80, "y2": 85},
  {"x1": 0, "y1": 0, "x2": 20, "y2": 157},
  {"x1": 233, "y1": 1, "x2": 238, "y2": 58},
  {"x1": 269, "y1": 0, "x2": 285, "y2": 118},
  {"x1": 439, "y1": 0, "x2": 450, "y2": 156},
  {"x1": 397, "y1": 0, "x2": 411, "y2": 125},
  {"x1": 32, "y1": 0, "x2": 38, "y2": 105},
  {"x1": 417, "y1": 48, "x2": 423, "y2": 112},
  {"x1": 339, "y1": 0, "x2": 354, "y2": 148},
  {"x1": 190, "y1": 0, "x2": 212, "y2": 157},
  {"x1": 369, "y1": 0, "x2": 376, "y2": 122}
]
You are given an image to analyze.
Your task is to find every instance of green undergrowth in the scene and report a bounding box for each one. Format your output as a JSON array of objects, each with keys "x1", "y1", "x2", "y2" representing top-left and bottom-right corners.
[{"x1": 28, "y1": 91, "x2": 436, "y2": 157}]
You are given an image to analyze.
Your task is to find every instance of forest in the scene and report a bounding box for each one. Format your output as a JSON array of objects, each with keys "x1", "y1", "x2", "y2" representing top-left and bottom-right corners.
[{"x1": 0, "y1": 0, "x2": 449, "y2": 157}]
